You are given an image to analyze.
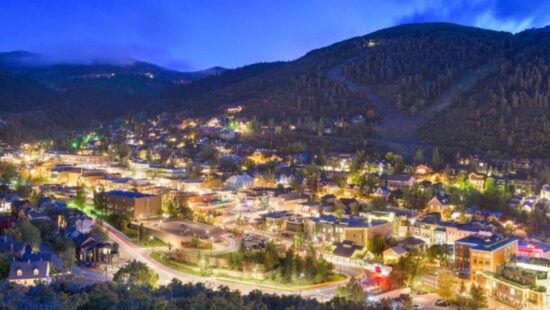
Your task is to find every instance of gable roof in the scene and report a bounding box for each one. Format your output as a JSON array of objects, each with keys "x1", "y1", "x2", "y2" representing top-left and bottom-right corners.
[{"x1": 9, "y1": 261, "x2": 49, "y2": 280}]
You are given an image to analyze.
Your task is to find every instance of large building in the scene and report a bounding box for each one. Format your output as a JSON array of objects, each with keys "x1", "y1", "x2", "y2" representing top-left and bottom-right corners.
[
  {"x1": 455, "y1": 233, "x2": 518, "y2": 279},
  {"x1": 306, "y1": 215, "x2": 392, "y2": 247},
  {"x1": 475, "y1": 257, "x2": 549, "y2": 310},
  {"x1": 104, "y1": 190, "x2": 161, "y2": 219}
]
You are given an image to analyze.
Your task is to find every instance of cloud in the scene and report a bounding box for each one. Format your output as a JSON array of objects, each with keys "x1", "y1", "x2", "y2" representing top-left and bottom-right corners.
[{"x1": 395, "y1": 0, "x2": 550, "y2": 33}]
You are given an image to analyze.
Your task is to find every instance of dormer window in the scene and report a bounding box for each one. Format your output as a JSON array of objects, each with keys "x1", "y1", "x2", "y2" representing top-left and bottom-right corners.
[
  {"x1": 33, "y1": 268, "x2": 39, "y2": 276},
  {"x1": 16, "y1": 269, "x2": 22, "y2": 276}
]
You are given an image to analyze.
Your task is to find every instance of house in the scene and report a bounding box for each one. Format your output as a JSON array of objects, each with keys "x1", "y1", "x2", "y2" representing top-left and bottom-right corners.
[
  {"x1": 398, "y1": 236, "x2": 426, "y2": 251},
  {"x1": 8, "y1": 260, "x2": 51, "y2": 286},
  {"x1": 426, "y1": 193, "x2": 451, "y2": 214},
  {"x1": 72, "y1": 233, "x2": 114, "y2": 264},
  {"x1": 321, "y1": 240, "x2": 368, "y2": 266},
  {"x1": 415, "y1": 164, "x2": 432, "y2": 175},
  {"x1": 225, "y1": 174, "x2": 253, "y2": 191},
  {"x1": 272, "y1": 192, "x2": 308, "y2": 212},
  {"x1": 468, "y1": 172, "x2": 486, "y2": 191},
  {"x1": 383, "y1": 246, "x2": 407, "y2": 265},
  {"x1": 260, "y1": 211, "x2": 291, "y2": 232},
  {"x1": 380, "y1": 174, "x2": 415, "y2": 190}
]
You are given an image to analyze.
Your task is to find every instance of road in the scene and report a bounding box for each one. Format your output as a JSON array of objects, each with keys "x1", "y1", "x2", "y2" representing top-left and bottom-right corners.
[{"x1": 99, "y1": 221, "x2": 357, "y2": 300}]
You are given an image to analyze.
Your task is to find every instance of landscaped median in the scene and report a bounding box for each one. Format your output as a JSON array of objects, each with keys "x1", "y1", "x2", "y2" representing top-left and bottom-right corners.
[
  {"x1": 148, "y1": 250, "x2": 348, "y2": 292},
  {"x1": 215, "y1": 274, "x2": 347, "y2": 292}
]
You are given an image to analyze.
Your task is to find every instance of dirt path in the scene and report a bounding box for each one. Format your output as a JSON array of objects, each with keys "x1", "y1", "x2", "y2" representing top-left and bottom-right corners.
[{"x1": 326, "y1": 54, "x2": 494, "y2": 149}]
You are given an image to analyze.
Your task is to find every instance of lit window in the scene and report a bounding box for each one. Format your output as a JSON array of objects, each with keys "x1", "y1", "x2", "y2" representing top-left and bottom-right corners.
[{"x1": 16, "y1": 269, "x2": 22, "y2": 276}]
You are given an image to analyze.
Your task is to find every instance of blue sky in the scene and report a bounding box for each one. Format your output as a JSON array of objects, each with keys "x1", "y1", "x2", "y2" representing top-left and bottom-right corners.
[{"x1": 1, "y1": 0, "x2": 550, "y2": 70}]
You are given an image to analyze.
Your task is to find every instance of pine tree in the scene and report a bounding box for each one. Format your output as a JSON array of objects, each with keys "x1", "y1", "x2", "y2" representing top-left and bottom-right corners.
[{"x1": 432, "y1": 147, "x2": 441, "y2": 171}]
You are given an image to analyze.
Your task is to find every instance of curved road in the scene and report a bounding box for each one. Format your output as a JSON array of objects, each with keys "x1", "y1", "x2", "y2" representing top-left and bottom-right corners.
[{"x1": 100, "y1": 222, "x2": 357, "y2": 300}]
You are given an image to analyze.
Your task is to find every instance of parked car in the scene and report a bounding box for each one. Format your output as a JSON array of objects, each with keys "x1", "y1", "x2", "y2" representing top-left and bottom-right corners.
[{"x1": 435, "y1": 299, "x2": 449, "y2": 307}]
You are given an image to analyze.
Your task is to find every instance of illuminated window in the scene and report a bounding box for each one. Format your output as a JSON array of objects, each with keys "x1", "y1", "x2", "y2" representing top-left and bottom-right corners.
[
  {"x1": 16, "y1": 269, "x2": 22, "y2": 276},
  {"x1": 33, "y1": 268, "x2": 39, "y2": 276}
]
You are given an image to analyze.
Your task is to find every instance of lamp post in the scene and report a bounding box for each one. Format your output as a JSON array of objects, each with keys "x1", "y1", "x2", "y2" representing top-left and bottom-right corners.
[
  {"x1": 299, "y1": 272, "x2": 305, "y2": 296},
  {"x1": 150, "y1": 235, "x2": 154, "y2": 253}
]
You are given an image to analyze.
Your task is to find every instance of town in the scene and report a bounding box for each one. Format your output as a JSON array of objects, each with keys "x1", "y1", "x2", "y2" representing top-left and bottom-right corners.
[{"x1": 0, "y1": 106, "x2": 548, "y2": 310}]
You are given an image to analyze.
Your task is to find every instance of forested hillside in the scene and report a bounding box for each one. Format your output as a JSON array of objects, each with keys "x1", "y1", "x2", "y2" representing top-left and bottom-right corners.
[{"x1": 418, "y1": 30, "x2": 550, "y2": 157}]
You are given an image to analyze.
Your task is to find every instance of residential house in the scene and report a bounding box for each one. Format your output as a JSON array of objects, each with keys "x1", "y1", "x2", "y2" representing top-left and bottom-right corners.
[
  {"x1": 468, "y1": 172, "x2": 486, "y2": 191},
  {"x1": 8, "y1": 260, "x2": 51, "y2": 286},
  {"x1": 225, "y1": 174, "x2": 253, "y2": 191},
  {"x1": 383, "y1": 246, "x2": 407, "y2": 265},
  {"x1": 380, "y1": 174, "x2": 415, "y2": 190}
]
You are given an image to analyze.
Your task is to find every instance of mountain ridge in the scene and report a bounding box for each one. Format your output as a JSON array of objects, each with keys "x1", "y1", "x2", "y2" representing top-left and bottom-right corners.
[{"x1": 0, "y1": 22, "x2": 549, "y2": 157}]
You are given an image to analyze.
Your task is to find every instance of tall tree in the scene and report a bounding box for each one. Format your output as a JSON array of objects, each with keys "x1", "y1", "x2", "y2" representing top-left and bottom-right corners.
[
  {"x1": 469, "y1": 284, "x2": 488, "y2": 310},
  {"x1": 432, "y1": 147, "x2": 441, "y2": 170},
  {"x1": 437, "y1": 270, "x2": 456, "y2": 301},
  {"x1": 113, "y1": 260, "x2": 159, "y2": 287},
  {"x1": 75, "y1": 183, "x2": 86, "y2": 208},
  {"x1": 93, "y1": 185, "x2": 106, "y2": 213},
  {"x1": 413, "y1": 148, "x2": 425, "y2": 164},
  {"x1": 19, "y1": 220, "x2": 41, "y2": 251}
]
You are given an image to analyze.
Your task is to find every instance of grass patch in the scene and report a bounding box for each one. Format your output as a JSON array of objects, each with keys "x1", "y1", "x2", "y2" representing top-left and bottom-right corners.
[
  {"x1": 149, "y1": 252, "x2": 207, "y2": 276},
  {"x1": 138, "y1": 237, "x2": 169, "y2": 248},
  {"x1": 150, "y1": 252, "x2": 347, "y2": 290}
]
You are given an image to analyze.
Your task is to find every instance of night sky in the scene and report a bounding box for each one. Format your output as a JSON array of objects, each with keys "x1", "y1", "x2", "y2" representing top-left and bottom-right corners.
[{"x1": 2, "y1": 0, "x2": 550, "y2": 70}]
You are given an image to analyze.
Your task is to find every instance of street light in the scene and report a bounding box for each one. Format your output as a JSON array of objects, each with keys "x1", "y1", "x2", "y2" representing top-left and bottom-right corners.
[
  {"x1": 150, "y1": 235, "x2": 154, "y2": 253},
  {"x1": 299, "y1": 272, "x2": 305, "y2": 296}
]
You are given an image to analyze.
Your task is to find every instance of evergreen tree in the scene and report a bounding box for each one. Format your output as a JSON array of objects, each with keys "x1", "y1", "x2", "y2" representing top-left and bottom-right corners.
[{"x1": 432, "y1": 147, "x2": 441, "y2": 171}]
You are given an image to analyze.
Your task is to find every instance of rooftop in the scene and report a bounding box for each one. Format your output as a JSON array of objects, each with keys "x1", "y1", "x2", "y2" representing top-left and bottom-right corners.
[
  {"x1": 105, "y1": 190, "x2": 157, "y2": 199},
  {"x1": 456, "y1": 234, "x2": 518, "y2": 252}
]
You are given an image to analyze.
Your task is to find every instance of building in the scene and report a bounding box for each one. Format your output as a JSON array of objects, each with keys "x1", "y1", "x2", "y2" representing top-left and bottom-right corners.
[
  {"x1": 380, "y1": 174, "x2": 415, "y2": 190},
  {"x1": 455, "y1": 233, "x2": 518, "y2": 279},
  {"x1": 383, "y1": 246, "x2": 407, "y2": 265},
  {"x1": 517, "y1": 241, "x2": 550, "y2": 260},
  {"x1": 475, "y1": 257, "x2": 550, "y2": 310},
  {"x1": 306, "y1": 215, "x2": 392, "y2": 247},
  {"x1": 72, "y1": 234, "x2": 114, "y2": 264},
  {"x1": 540, "y1": 184, "x2": 550, "y2": 200},
  {"x1": 104, "y1": 190, "x2": 161, "y2": 219},
  {"x1": 468, "y1": 172, "x2": 486, "y2": 191},
  {"x1": 8, "y1": 260, "x2": 51, "y2": 286},
  {"x1": 225, "y1": 174, "x2": 253, "y2": 191},
  {"x1": 426, "y1": 194, "x2": 452, "y2": 214}
]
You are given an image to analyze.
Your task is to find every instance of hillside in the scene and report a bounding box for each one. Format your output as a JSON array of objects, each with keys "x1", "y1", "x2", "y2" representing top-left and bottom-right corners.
[
  {"x1": 158, "y1": 23, "x2": 549, "y2": 157},
  {"x1": 0, "y1": 52, "x2": 224, "y2": 143}
]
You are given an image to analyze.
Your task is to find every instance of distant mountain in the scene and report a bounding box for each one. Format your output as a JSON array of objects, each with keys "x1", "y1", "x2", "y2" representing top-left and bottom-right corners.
[{"x1": 0, "y1": 51, "x2": 223, "y2": 143}]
